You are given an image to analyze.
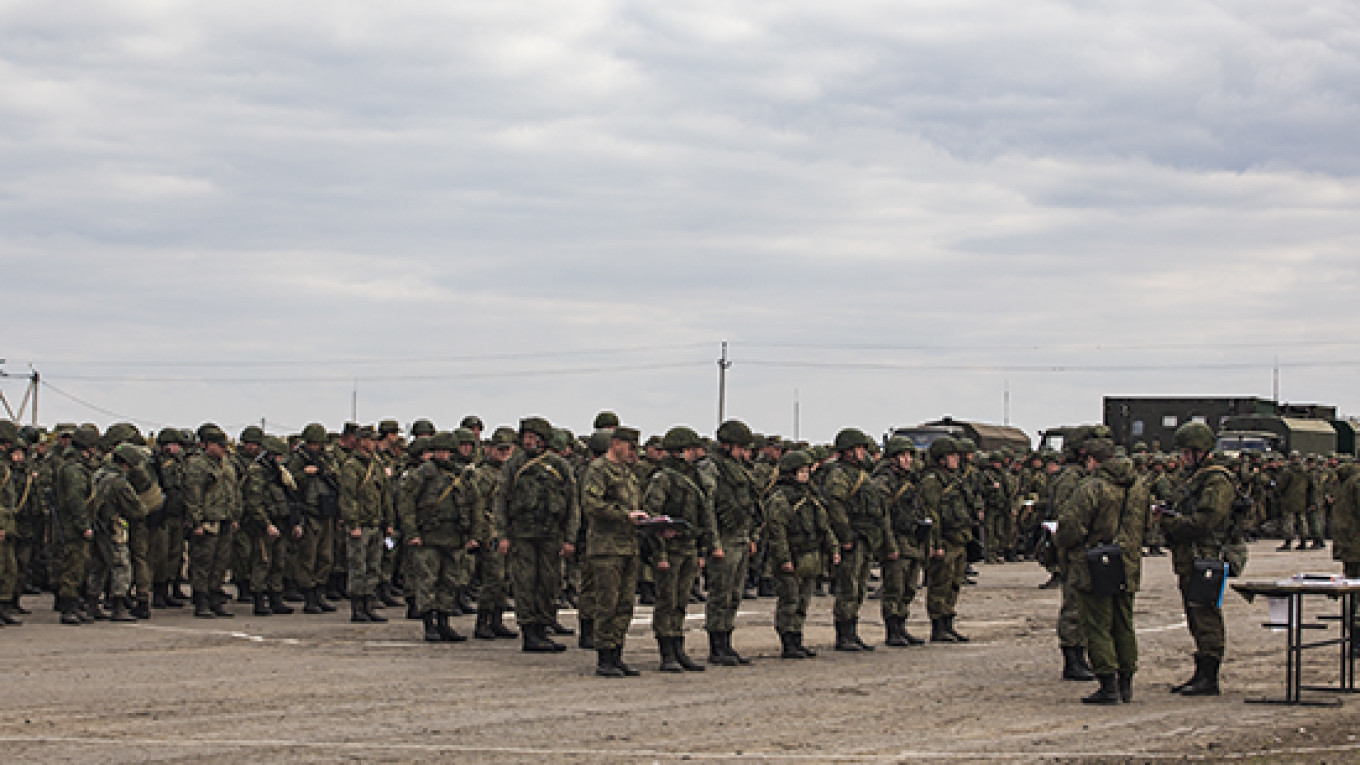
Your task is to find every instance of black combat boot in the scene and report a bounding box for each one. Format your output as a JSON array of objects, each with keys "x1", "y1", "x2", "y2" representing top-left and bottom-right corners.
[
  {"x1": 639, "y1": 580, "x2": 657, "y2": 605},
  {"x1": 423, "y1": 612, "x2": 442, "y2": 642},
  {"x1": 795, "y1": 632, "x2": 817, "y2": 657},
  {"x1": 884, "y1": 616, "x2": 909, "y2": 647},
  {"x1": 834, "y1": 620, "x2": 863, "y2": 651},
  {"x1": 0, "y1": 603, "x2": 21, "y2": 626},
  {"x1": 901, "y1": 620, "x2": 925, "y2": 646},
  {"x1": 850, "y1": 618, "x2": 875, "y2": 651},
  {"x1": 944, "y1": 616, "x2": 970, "y2": 642},
  {"x1": 130, "y1": 595, "x2": 151, "y2": 619},
  {"x1": 86, "y1": 595, "x2": 110, "y2": 621},
  {"x1": 9, "y1": 596, "x2": 30, "y2": 615},
  {"x1": 596, "y1": 648, "x2": 626, "y2": 678},
  {"x1": 269, "y1": 591, "x2": 294, "y2": 614},
  {"x1": 474, "y1": 611, "x2": 496, "y2": 640},
  {"x1": 615, "y1": 647, "x2": 641, "y2": 676},
  {"x1": 1275, "y1": 540, "x2": 1293, "y2": 552},
  {"x1": 152, "y1": 582, "x2": 170, "y2": 609},
  {"x1": 435, "y1": 612, "x2": 465, "y2": 642},
  {"x1": 377, "y1": 583, "x2": 401, "y2": 608},
  {"x1": 60, "y1": 597, "x2": 84, "y2": 625},
  {"x1": 326, "y1": 573, "x2": 345, "y2": 601},
  {"x1": 491, "y1": 610, "x2": 518, "y2": 638},
  {"x1": 930, "y1": 617, "x2": 957, "y2": 643},
  {"x1": 193, "y1": 592, "x2": 214, "y2": 618},
  {"x1": 314, "y1": 586, "x2": 337, "y2": 613},
  {"x1": 726, "y1": 632, "x2": 751, "y2": 664},
  {"x1": 1170, "y1": 656, "x2": 1204, "y2": 693},
  {"x1": 1310, "y1": 539, "x2": 1327, "y2": 550},
  {"x1": 405, "y1": 597, "x2": 420, "y2": 620},
  {"x1": 709, "y1": 631, "x2": 739, "y2": 666},
  {"x1": 673, "y1": 636, "x2": 705, "y2": 671},
  {"x1": 522, "y1": 624, "x2": 563, "y2": 653},
  {"x1": 109, "y1": 596, "x2": 138, "y2": 622},
  {"x1": 658, "y1": 636, "x2": 683, "y2": 672},
  {"x1": 1062, "y1": 646, "x2": 1096, "y2": 681},
  {"x1": 548, "y1": 618, "x2": 574, "y2": 636},
  {"x1": 578, "y1": 618, "x2": 595, "y2": 649},
  {"x1": 253, "y1": 592, "x2": 273, "y2": 616},
  {"x1": 165, "y1": 581, "x2": 187, "y2": 608},
  {"x1": 1178, "y1": 656, "x2": 1220, "y2": 696},
  {"x1": 302, "y1": 588, "x2": 323, "y2": 614},
  {"x1": 1082, "y1": 674, "x2": 1121, "y2": 705},
  {"x1": 1118, "y1": 672, "x2": 1134, "y2": 703},
  {"x1": 350, "y1": 596, "x2": 372, "y2": 623},
  {"x1": 780, "y1": 632, "x2": 804, "y2": 659},
  {"x1": 282, "y1": 581, "x2": 305, "y2": 603},
  {"x1": 366, "y1": 596, "x2": 388, "y2": 623},
  {"x1": 1294, "y1": 540, "x2": 1308, "y2": 551},
  {"x1": 211, "y1": 592, "x2": 234, "y2": 618},
  {"x1": 235, "y1": 579, "x2": 252, "y2": 603}
]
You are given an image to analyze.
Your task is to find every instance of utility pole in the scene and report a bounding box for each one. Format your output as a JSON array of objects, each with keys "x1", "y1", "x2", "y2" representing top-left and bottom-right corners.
[
  {"x1": 1004, "y1": 380, "x2": 1010, "y2": 426},
  {"x1": 351, "y1": 379, "x2": 358, "y2": 423},
  {"x1": 1272, "y1": 355, "x2": 1279, "y2": 403},
  {"x1": 717, "y1": 341, "x2": 731, "y2": 427},
  {"x1": 0, "y1": 361, "x2": 40, "y2": 426},
  {"x1": 793, "y1": 388, "x2": 800, "y2": 441}
]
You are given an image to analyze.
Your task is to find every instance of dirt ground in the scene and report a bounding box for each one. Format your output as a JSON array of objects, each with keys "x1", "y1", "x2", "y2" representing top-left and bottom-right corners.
[{"x1": 2, "y1": 541, "x2": 1359, "y2": 764}]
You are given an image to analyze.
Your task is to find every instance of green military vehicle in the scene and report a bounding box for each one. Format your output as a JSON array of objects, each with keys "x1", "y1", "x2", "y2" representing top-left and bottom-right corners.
[
  {"x1": 886, "y1": 416, "x2": 1031, "y2": 454},
  {"x1": 1215, "y1": 415, "x2": 1337, "y2": 456}
]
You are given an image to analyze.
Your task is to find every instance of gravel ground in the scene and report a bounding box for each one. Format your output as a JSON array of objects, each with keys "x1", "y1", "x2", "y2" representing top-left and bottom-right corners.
[{"x1": 2, "y1": 541, "x2": 1358, "y2": 763}]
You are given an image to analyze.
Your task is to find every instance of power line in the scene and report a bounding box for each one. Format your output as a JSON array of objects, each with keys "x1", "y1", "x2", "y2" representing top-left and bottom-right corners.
[
  {"x1": 46, "y1": 360, "x2": 706, "y2": 384},
  {"x1": 738, "y1": 359, "x2": 1360, "y2": 373},
  {"x1": 739, "y1": 340, "x2": 1360, "y2": 353},
  {"x1": 40, "y1": 381, "x2": 168, "y2": 429}
]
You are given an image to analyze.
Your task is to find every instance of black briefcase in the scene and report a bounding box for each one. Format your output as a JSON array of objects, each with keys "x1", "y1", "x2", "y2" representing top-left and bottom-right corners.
[
  {"x1": 1185, "y1": 559, "x2": 1228, "y2": 607},
  {"x1": 1085, "y1": 544, "x2": 1126, "y2": 597}
]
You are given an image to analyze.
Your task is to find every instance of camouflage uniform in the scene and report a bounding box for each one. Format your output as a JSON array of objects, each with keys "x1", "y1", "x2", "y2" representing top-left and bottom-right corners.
[
  {"x1": 1050, "y1": 462, "x2": 1088, "y2": 651},
  {"x1": 338, "y1": 443, "x2": 392, "y2": 613},
  {"x1": 698, "y1": 442, "x2": 761, "y2": 657},
  {"x1": 822, "y1": 454, "x2": 896, "y2": 633},
  {"x1": 398, "y1": 455, "x2": 485, "y2": 622},
  {"x1": 873, "y1": 452, "x2": 928, "y2": 645},
  {"x1": 86, "y1": 460, "x2": 140, "y2": 616},
  {"x1": 766, "y1": 464, "x2": 837, "y2": 655},
  {"x1": 288, "y1": 437, "x2": 341, "y2": 605},
  {"x1": 580, "y1": 454, "x2": 642, "y2": 652},
  {"x1": 241, "y1": 444, "x2": 297, "y2": 612},
  {"x1": 184, "y1": 442, "x2": 241, "y2": 614},
  {"x1": 642, "y1": 454, "x2": 716, "y2": 646}
]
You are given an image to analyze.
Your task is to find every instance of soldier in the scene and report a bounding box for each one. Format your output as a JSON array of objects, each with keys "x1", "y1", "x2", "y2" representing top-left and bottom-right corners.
[
  {"x1": 874, "y1": 437, "x2": 928, "y2": 646},
  {"x1": 86, "y1": 444, "x2": 147, "y2": 623},
  {"x1": 56, "y1": 425, "x2": 101, "y2": 625},
  {"x1": 231, "y1": 426, "x2": 266, "y2": 603},
  {"x1": 1050, "y1": 426, "x2": 1105, "y2": 682},
  {"x1": 400, "y1": 431, "x2": 485, "y2": 642},
  {"x1": 374, "y1": 419, "x2": 406, "y2": 608},
  {"x1": 642, "y1": 426, "x2": 716, "y2": 672},
  {"x1": 289, "y1": 423, "x2": 340, "y2": 615},
  {"x1": 580, "y1": 426, "x2": 646, "y2": 677},
  {"x1": 494, "y1": 417, "x2": 580, "y2": 653},
  {"x1": 1276, "y1": 452, "x2": 1312, "y2": 551},
  {"x1": 1330, "y1": 458, "x2": 1360, "y2": 656},
  {"x1": 766, "y1": 450, "x2": 839, "y2": 658},
  {"x1": 339, "y1": 425, "x2": 393, "y2": 623},
  {"x1": 0, "y1": 422, "x2": 23, "y2": 626},
  {"x1": 825, "y1": 428, "x2": 898, "y2": 651},
  {"x1": 185, "y1": 425, "x2": 241, "y2": 618},
  {"x1": 1161, "y1": 422, "x2": 1238, "y2": 697},
  {"x1": 920, "y1": 437, "x2": 972, "y2": 643},
  {"x1": 470, "y1": 427, "x2": 518, "y2": 640},
  {"x1": 242, "y1": 436, "x2": 298, "y2": 616},
  {"x1": 1056, "y1": 438, "x2": 1150, "y2": 704},
  {"x1": 699, "y1": 419, "x2": 762, "y2": 666},
  {"x1": 149, "y1": 429, "x2": 189, "y2": 609}
]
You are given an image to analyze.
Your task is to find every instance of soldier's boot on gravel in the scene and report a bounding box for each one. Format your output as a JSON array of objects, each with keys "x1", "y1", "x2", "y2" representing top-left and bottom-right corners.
[
  {"x1": 152, "y1": 583, "x2": 170, "y2": 610},
  {"x1": 1170, "y1": 655, "x2": 1205, "y2": 693},
  {"x1": 131, "y1": 596, "x2": 151, "y2": 620},
  {"x1": 270, "y1": 592, "x2": 294, "y2": 615},
  {"x1": 435, "y1": 612, "x2": 464, "y2": 642},
  {"x1": 86, "y1": 595, "x2": 110, "y2": 621},
  {"x1": 1118, "y1": 672, "x2": 1134, "y2": 703},
  {"x1": 253, "y1": 592, "x2": 273, "y2": 616},
  {"x1": 672, "y1": 636, "x2": 705, "y2": 671},
  {"x1": 193, "y1": 592, "x2": 214, "y2": 618},
  {"x1": 365, "y1": 596, "x2": 388, "y2": 623},
  {"x1": 780, "y1": 631, "x2": 803, "y2": 659},
  {"x1": 944, "y1": 615, "x2": 969, "y2": 642},
  {"x1": 109, "y1": 597, "x2": 138, "y2": 623},
  {"x1": 59, "y1": 597, "x2": 84, "y2": 625},
  {"x1": 1038, "y1": 573, "x2": 1061, "y2": 589},
  {"x1": 884, "y1": 616, "x2": 910, "y2": 647},
  {"x1": 931, "y1": 617, "x2": 957, "y2": 643},
  {"x1": 302, "y1": 588, "x2": 323, "y2": 615},
  {"x1": 657, "y1": 636, "x2": 683, "y2": 672},
  {"x1": 490, "y1": 610, "x2": 518, "y2": 639},
  {"x1": 423, "y1": 612, "x2": 442, "y2": 642},
  {"x1": 578, "y1": 618, "x2": 595, "y2": 650},
  {"x1": 350, "y1": 596, "x2": 372, "y2": 623},
  {"x1": 708, "y1": 631, "x2": 739, "y2": 666},
  {"x1": 474, "y1": 611, "x2": 496, "y2": 640},
  {"x1": 834, "y1": 620, "x2": 863, "y2": 651},
  {"x1": 522, "y1": 624, "x2": 565, "y2": 653},
  {"x1": 1062, "y1": 646, "x2": 1096, "y2": 681},
  {"x1": 1177, "y1": 656, "x2": 1220, "y2": 697},
  {"x1": 1082, "y1": 674, "x2": 1121, "y2": 705},
  {"x1": 850, "y1": 618, "x2": 875, "y2": 651},
  {"x1": 211, "y1": 592, "x2": 234, "y2": 618},
  {"x1": 596, "y1": 648, "x2": 626, "y2": 678}
]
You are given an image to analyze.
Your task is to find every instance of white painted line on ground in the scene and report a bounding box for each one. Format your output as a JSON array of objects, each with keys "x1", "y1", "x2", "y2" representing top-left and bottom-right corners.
[
  {"x1": 130, "y1": 623, "x2": 303, "y2": 645},
  {"x1": 1136, "y1": 620, "x2": 1188, "y2": 634}
]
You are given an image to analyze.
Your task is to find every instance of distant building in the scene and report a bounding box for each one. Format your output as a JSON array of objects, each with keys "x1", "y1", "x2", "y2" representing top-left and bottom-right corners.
[{"x1": 1100, "y1": 397, "x2": 1339, "y2": 451}]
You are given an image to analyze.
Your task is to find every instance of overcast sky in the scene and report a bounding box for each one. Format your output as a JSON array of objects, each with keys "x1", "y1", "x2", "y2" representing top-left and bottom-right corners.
[{"x1": 3, "y1": 2, "x2": 1359, "y2": 443}]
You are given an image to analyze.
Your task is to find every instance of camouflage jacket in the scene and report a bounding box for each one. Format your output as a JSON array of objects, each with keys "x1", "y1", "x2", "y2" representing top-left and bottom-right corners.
[
  {"x1": 697, "y1": 450, "x2": 761, "y2": 545},
  {"x1": 822, "y1": 458, "x2": 896, "y2": 556},
  {"x1": 1163, "y1": 463, "x2": 1236, "y2": 578},
  {"x1": 872, "y1": 460, "x2": 928, "y2": 560},
  {"x1": 494, "y1": 449, "x2": 580, "y2": 541},
  {"x1": 1055, "y1": 457, "x2": 1150, "y2": 594},
  {"x1": 580, "y1": 456, "x2": 642, "y2": 557},
  {"x1": 643, "y1": 457, "x2": 717, "y2": 560},
  {"x1": 918, "y1": 465, "x2": 972, "y2": 548},
  {"x1": 765, "y1": 479, "x2": 838, "y2": 570},
  {"x1": 184, "y1": 452, "x2": 241, "y2": 527},
  {"x1": 398, "y1": 459, "x2": 484, "y2": 547},
  {"x1": 339, "y1": 450, "x2": 391, "y2": 530}
]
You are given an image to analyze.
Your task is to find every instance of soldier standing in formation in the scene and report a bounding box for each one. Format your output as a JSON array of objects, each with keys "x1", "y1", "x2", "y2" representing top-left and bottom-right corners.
[
  {"x1": 874, "y1": 437, "x2": 927, "y2": 647},
  {"x1": 765, "y1": 450, "x2": 839, "y2": 659},
  {"x1": 822, "y1": 428, "x2": 897, "y2": 651},
  {"x1": 338, "y1": 425, "x2": 392, "y2": 623},
  {"x1": 185, "y1": 425, "x2": 239, "y2": 619},
  {"x1": 579, "y1": 426, "x2": 646, "y2": 677},
  {"x1": 699, "y1": 419, "x2": 761, "y2": 666}
]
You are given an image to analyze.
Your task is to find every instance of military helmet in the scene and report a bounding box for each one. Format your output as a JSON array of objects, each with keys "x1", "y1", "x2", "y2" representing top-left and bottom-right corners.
[
  {"x1": 548, "y1": 428, "x2": 572, "y2": 452},
  {"x1": 263, "y1": 436, "x2": 289, "y2": 456},
  {"x1": 778, "y1": 449, "x2": 813, "y2": 473},
  {"x1": 592, "y1": 411, "x2": 620, "y2": 430},
  {"x1": 0, "y1": 420, "x2": 18, "y2": 444},
  {"x1": 72, "y1": 424, "x2": 101, "y2": 449},
  {"x1": 489, "y1": 427, "x2": 517, "y2": 447},
  {"x1": 956, "y1": 437, "x2": 977, "y2": 454},
  {"x1": 1173, "y1": 422, "x2": 1215, "y2": 452},
  {"x1": 410, "y1": 419, "x2": 437, "y2": 437},
  {"x1": 884, "y1": 437, "x2": 916, "y2": 458},
  {"x1": 833, "y1": 428, "x2": 873, "y2": 452},
  {"x1": 716, "y1": 419, "x2": 753, "y2": 446},
  {"x1": 519, "y1": 416, "x2": 553, "y2": 441},
  {"x1": 18, "y1": 425, "x2": 40, "y2": 445},
  {"x1": 430, "y1": 432, "x2": 458, "y2": 452},
  {"x1": 459, "y1": 415, "x2": 483, "y2": 431},
  {"x1": 662, "y1": 426, "x2": 703, "y2": 451},
  {"x1": 612, "y1": 426, "x2": 640, "y2": 446},
  {"x1": 200, "y1": 425, "x2": 229, "y2": 445},
  {"x1": 111, "y1": 443, "x2": 145, "y2": 467},
  {"x1": 379, "y1": 419, "x2": 401, "y2": 436},
  {"x1": 239, "y1": 425, "x2": 265, "y2": 445},
  {"x1": 301, "y1": 423, "x2": 328, "y2": 444},
  {"x1": 810, "y1": 444, "x2": 830, "y2": 462},
  {"x1": 644, "y1": 434, "x2": 663, "y2": 450},
  {"x1": 157, "y1": 428, "x2": 183, "y2": 446},
  {"x1": 452, "y1": 427, "x2": 477, "y2": 446},
  {"x1": 407, "y1": 436, "x2": 432, "y2": 455},
  {"x1": 588, "y1": 429, "x2": 612, "y2": 455},
  {"x1": 928, "y1": 436, "x2": 958, "y2": 462}
]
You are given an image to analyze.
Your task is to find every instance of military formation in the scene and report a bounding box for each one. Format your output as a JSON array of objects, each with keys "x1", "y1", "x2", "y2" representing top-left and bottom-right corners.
[{"x1": 2, "y1": 415, "x2": 1359, "y2": 694}]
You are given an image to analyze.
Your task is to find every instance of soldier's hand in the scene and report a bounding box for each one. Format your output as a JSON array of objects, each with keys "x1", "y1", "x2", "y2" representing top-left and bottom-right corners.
[
  {"x1": 656, "y1": 559, "x2": 670, "y2": 571},
  {"x1": 232, "y1": 521, "x2": 239, "y2": 532},
  {"x1": 498, "y1": 539, "x2": 510, "y2": 555},
  {"x1": 781, "y1": 562, "x2": 795, "y2": 573},
  {"x1": 841, "y1": 543, "x2": 853, "y2": 551},
  {"x1": 304, "y1": 465, "x2": 319, "y2": 475},
  {"x1": 293, "y1": 525, "x2": 304, "y2": 539},
  {"x1": 560, "y1": 542, "x2": 575, "y2": 557},
  {"x1": 748, "y1": 541, "x2": 757, "y2": 555},
  {"x1": 931, "y1": 548, "x2": 944, "y2": 558},
  {"x1": 465, "y1": 539, "x2": 479, "y2": 550},
  {"x1": 409, "y1": 537, "x2": 423, "y2": 547},
  {"x1": 349, "y1": 527, "x2": 362, "y2": 539},
  {"x1": 191, "y1": 526, "x2": 204, "y2": 537},
  {"x1": 0, "y1": 530, "x2": 4, "y2": 540},
  {"x1": 628, "y1": 511, "x2": 648, "y2": 524},
  {"x1": 266, "y1": 524, "x2": 280, "y2": 538},
  {"x1": 887, "y1": 551, "x2": 899, "y2": 561},
  {"x1": 84, "y1": 529, "x2": 94, "y2": 539},
  {"x1": 712, "y1": 548, "x2": 725, "y2": 560},
  {"x1": 832, "y1": 553, "x2": 841, "y2": 565}
]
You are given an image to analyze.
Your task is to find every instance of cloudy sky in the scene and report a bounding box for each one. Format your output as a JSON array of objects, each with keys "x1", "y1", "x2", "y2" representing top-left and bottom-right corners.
[{"x1": 3, "y1": 1, "x2": 1359, "y2": 443}]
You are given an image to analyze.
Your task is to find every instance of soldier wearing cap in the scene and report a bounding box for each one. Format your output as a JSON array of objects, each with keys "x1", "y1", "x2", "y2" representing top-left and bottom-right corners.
[
  {"x1": 184, "y1": 424, "x2": 241, "y2": 618},
  {"x1": 241, "y1": 436, "x2": 298, "y2": 616},
  {"x1": 339, "y1": 425, "x2": 393, "y2": 623},
  {"x1": 579, "y1": 425, "x2": 646, "y2": 677},
  {"x1": 1276, "y1": 452, "x2": 1314, "y2": 551},
  {"x1": 698, "y1": 419, "x2": 762, "y2": 665},
  {"x1": 823, "y1": 428, "x2": 898, "y2": 652},
  {"x1": 874, "y1": 437, "x2": 928, "y2": 646},
  {"x1": 469, "y1": 427, "x2": 519, "y2": 639},
  {"x1": 494, "y1": 417, "x2": 580, "y2": 652},
  {"x1": 289, "y1": 423, "x2": 341, "y2": 615}
]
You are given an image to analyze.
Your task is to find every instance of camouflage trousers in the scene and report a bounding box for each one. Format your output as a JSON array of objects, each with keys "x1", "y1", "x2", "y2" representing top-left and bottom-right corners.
[
  {"x1": 1080, "y1": 590, "x2": 1137, "y2": 676},
  {"x1": 475, "y1": 544, "x2": 509, "y2": 614},
  {"x1": 926, "y1": 544, "x2": 967, "y2": 619},
  {"x1": 654, "y1": 551, "x2": 699, "y2": 638},
  {"x1": 189, "y1": 526, "x2": 234, "y2": 597},
  {"x1": 409, "y1": 544, "x2": 464, "y2": 614},
  {"x1": 231, "y1": 524, "x2": 252, "y2": 588},
  {"x1": 1285, "y1": 510, "x2": 1324, "y2": 543},
  {"x1": 832, "y1": 539, "x2": 872, "y2": 622},
  {"x1": 587, "y1": 553, "x2": 638, "y2": 650},
  {"x1": 704, "y1": 537, "x2": 749, "y2": 634},
  {"x1": 1058, "y1": 571, "x2": 1086, "y2": 648},
  {"x1": 1179, "y1": 573, "x2": 1226, "y2": 660},
  {"x1": 127, "y1": 519, "x2": 151, "y2": 598},
  {"x1": 0, "y1": 537, "x2": 17, "y2": 601},
  {"x1": 774, "y1": 569, "x2": 814, "y2": 634},
  {"x1": 507, "y1": 537, "x2": 562, "y2": 628},
  {"x1": 59, "y1": 537, "x2": 89, "y2": 600},
  {"x1": 87, "y1": 530, "x2": 132, "y2": 600},
  {"x1": 345, "y1": 527, "x2": 383, "y2": 598},
  {"x1": 880, "y1": 552, "x2": 923, "y2": 621},
  {"x1": 248, "y1": 529, "x2": 289, "y2": 593},
  {"x1": 148, "y1": 516, "x2": 185, "y2": 585},
  {"x1": 294, "y1": 515, "x2": 334, "y2": 590}
]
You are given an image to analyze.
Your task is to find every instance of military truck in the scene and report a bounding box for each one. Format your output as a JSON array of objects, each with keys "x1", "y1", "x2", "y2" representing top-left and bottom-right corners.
[
  {"x1": 886, "y1": 416, "x2": 1031, "y2": 454},
  {"x1": 1214, "y1": 415, "x2": 1337, "y2": 456}
]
